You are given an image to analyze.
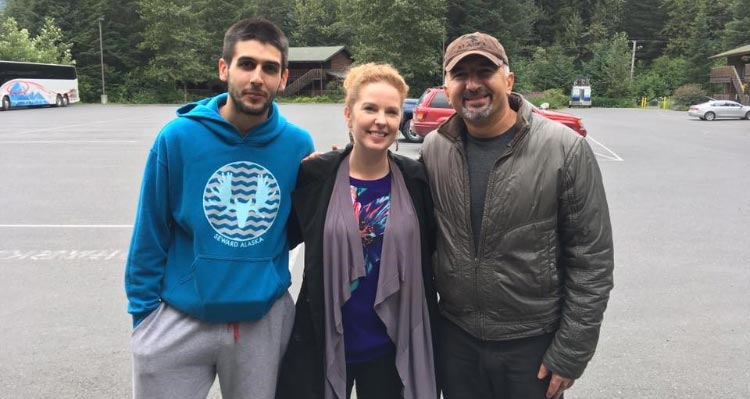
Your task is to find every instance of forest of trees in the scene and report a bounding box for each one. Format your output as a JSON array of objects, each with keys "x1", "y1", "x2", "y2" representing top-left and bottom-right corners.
[{"x1": 1, "y1": 0, "x2": 748, "y2": 104}]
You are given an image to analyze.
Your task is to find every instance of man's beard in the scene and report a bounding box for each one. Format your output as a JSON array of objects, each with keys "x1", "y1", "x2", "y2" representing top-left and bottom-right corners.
[
  {"x1": 460, "y1": 90, "x2": 493, "y2": 122},
  {"x1": 460, "y1": 102, "x2": 493, "y2": 122},
  {"x1": 228, "y1": 82, "x2": 278, "y2": 116}
]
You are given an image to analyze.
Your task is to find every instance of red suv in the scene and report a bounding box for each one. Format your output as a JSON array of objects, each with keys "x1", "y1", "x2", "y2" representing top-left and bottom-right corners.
[
  {"x1": 406, "y1": 87, "x2": 587, "y2": 142},
  {"x1": 406, "y1": 87, "x2": 454, "y2": 142}
]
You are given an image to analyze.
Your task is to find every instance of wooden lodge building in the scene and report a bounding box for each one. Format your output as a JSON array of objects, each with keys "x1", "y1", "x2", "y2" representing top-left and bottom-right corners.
[
  {"x1": 284, "y1": 46, "x2": 353, "y2": 96},
  {"x1": 709, "y1": 44, "x2": 750, "y2": 105}
]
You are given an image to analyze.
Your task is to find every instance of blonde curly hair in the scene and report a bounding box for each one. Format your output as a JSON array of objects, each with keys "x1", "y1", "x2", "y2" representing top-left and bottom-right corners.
[{"x1": 343, "y1": 63, "x2": 409, "y2": 109}]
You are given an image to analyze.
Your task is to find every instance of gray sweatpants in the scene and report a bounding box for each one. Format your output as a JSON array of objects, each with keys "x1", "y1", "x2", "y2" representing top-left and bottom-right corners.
[{"x1": 131, "y1": 293, "x2": 294, "y2": 399}]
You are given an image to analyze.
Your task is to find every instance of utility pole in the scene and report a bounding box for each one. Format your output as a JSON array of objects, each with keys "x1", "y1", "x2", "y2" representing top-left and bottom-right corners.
[
  {"x1": 630, "y1": 40, "x2": 638, "y2": 81},
  {"x1": 98, "y1": 17, "x2": 107, "y2": 104}
]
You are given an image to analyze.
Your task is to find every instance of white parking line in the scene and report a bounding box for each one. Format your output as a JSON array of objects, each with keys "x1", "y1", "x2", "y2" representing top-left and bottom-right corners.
[
  {"x1": 0, "y1": 249, "x2": 127, "y2": 261},
  {"x1": 587, "y1": 135, "x2": 623, "y2": 161},
  {"x1": 289, "y1": 246, "x2": 301, "y2": 265},
  {"x1": 0, "y1": 140, "x2": 137, "y2": 144},
  {"x1": 2, "y1": 117, "x2": 135, "y2": 137},
  {"x1": 0, "y1": 224, "x2": 133, "y2": 228},
  {"x1": 288, "y1": 244, "x2": 304, "y2": 301}
]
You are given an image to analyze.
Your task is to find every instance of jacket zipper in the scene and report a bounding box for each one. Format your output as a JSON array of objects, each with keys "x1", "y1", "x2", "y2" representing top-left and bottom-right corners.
[
  {"x1": 473, "y1": 120, "x2": 530, "y2": 258},
  {"x1": 455, "y1": 140, "x2": 484, "y2": 336},
  {"x1": 456, "y1": 122, "x2": 529, "y2": 339}
]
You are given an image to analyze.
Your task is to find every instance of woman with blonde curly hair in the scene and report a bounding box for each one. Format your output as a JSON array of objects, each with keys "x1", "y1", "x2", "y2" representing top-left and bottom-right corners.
[{"x1": 276, "y1": 63, "x2": 439, "y2": 399}]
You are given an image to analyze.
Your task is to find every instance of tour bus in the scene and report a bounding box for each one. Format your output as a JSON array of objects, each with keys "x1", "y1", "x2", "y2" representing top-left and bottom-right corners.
[{"x1": 0, "y1": 60, "x2": 80, "y2": 111}]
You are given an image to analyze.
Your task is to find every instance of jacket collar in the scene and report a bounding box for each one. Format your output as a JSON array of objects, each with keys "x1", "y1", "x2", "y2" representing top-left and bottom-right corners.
[{"x1": 304, "y1": 144, "x2": 427, "y2": 185}]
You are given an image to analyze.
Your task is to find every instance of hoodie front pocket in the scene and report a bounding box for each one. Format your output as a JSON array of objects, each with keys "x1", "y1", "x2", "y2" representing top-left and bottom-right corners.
[{"x1": 191, "y1": 255, "x2": 285, "y2": 322}]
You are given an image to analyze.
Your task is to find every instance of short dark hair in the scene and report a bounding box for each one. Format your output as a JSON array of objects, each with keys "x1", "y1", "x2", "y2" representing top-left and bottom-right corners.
[{"x1": 222, "y1": 18, "x2": 289, "y2": 71}]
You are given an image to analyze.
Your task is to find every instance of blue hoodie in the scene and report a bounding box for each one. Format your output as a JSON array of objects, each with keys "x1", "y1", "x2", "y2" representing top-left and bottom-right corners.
[{"x1": 125, "y1": 94, "x2": 314, "y2": 327}]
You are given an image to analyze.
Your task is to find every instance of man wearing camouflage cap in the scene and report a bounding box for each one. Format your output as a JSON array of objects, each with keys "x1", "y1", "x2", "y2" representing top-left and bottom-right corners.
[{"x1": 420, "y1": 32, "x2": 614, "y2": 399}]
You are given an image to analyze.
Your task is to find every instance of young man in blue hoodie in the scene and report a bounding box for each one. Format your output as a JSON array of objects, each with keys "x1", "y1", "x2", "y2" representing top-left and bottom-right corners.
[{"x1": 125, "y1": 18, "x2": 314, "y2": 399}]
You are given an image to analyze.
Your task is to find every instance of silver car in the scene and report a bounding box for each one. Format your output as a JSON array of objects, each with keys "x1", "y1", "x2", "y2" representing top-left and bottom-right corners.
[{"x1": 688, "y1": 100, "x2": 750, "y2": 121}]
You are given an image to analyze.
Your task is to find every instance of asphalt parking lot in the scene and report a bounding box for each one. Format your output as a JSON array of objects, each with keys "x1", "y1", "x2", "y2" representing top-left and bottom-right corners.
[{"x1": 1, "y1": 103, "x2": 748, "y2": 398}]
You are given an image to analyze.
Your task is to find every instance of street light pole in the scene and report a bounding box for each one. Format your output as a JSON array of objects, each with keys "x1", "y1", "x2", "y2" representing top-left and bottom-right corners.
[
  {"x1": 630, "y1": 40, "x2": 636, "y2": 80},
  {"x1": 630, "y1": 40, "x2": 641, "y2": 81},
  {"x1": 98, "y1": 17, "x2": 107, "y2": 104}
]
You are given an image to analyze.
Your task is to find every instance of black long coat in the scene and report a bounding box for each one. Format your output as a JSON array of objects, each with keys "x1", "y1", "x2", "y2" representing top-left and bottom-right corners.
[{"x1": 276, "y1": 146, "x2": 439, "y2": 399}]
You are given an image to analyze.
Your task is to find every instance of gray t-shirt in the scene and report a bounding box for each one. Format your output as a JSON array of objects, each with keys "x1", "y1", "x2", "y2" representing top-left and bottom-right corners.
[{"x1": 465, "y1": 125, "x2": 518, "y2": 253}]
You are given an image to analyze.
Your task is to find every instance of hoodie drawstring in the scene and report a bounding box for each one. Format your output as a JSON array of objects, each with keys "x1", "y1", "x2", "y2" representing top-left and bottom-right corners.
[{"x1": 227, "y1": 322, "x2": 240, "y2": 343}]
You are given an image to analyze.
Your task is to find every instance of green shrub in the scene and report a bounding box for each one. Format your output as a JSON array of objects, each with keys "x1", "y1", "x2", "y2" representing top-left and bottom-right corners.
[
  {"x1": 524, "y1": 88, "x2": 569, "y2": 109},
  {"x1": 123, "y1": 88, "x2": 184, "y2": 104},
  {"x1": 672, "y1": 84, "x2": 707, "y2": 106},
  {"x1": 592, "y1": 97, "x2": 637, "y2": 108},
  {"x1": 670, "y1": 103, "x2": 689, "y2": 111},
  {"x1": 106, "y1": 85, "x2": 184, "y2": 104},
  {"x1": 325, "y1": 80, "x2": 344, "y2": 97},
  {"x1": 631, "y1": 56, "x2": 689, "y2": 99},
  {"x1": 279, "y1": 94, "x2": 344, "y2": 104},
  {"x1": 106, "y1": 71, "x2": 187, "y2": 104}
]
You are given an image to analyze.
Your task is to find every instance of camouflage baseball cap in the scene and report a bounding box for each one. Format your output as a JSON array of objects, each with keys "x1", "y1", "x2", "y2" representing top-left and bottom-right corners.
[{"x1": 443, "y1": 32, "x2": 508, "y2": 72}]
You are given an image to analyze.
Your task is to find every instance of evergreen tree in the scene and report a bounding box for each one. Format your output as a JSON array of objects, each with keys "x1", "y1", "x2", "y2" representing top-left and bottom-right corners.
[
  {"x1": 291, "y1": 0, "x2": 344, "y2": 46},
  {"x1": 197, "y1": 0, "x2": 255, "y2": 62},
  {"x1": 525, "y1": 45, "x2": 577, "y2": 92},
  {"x1": 253, "y1": 0, "x2": 296, "y2": 36},
  {"x1": 662, "y1": 0, "x2": 695, "y2": 56},
  {"x1": 591, "y1": 0, "x2": 624, "y2": 35},
  {"x1": 137, "y1": 0, "x2": 215, "y2": 101},
  {"x1": 533, "y1": 0, "x2": 623, "y2": 67},
  {"x1": 447, "y1": 0, "x2": 539, "y2": 59},
  {"x1": 683, "y1": 4, "x2": 714, "y2": 84},
  {"x1": 619, "y1": 0, "x2": 665, "y2": 64},
  {"x1": 2, "y1": 0, "x2": 40, "y2": 35},
  {"x1": 2, "y1": 0, "x2": 715, "y2": 102},
  {"x1": 534, "y1": 0, "x2": 560, "y2": 47},
  {"x1": 585, "y1": 32, "x2": 632, "y2": 97},
  {"x1": 721, "y1": 0, "x2": 750, "y2": 49},
  {"x1": 102, "y1": 0, "x2": 147, "y2": 75},
  {"x1": 340, "y1": 0, "x2": 447, "y2": 95}
]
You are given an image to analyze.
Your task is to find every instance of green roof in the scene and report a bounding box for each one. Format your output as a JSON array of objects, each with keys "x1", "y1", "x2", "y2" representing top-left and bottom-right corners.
[
  {"x1": 709, "y1": 44, "x2": 750, "y2": 59},
  {"x1": 289, "y1": 46, "x2": 348, "y2": 62}
]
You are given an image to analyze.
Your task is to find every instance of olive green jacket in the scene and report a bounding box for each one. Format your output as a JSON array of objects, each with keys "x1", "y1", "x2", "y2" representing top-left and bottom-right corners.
[{"x1": 420, "y1": 93, "x2": 614, "y2": 379}]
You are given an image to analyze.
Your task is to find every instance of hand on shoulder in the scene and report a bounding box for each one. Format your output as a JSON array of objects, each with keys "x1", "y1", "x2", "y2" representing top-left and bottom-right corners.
[{"x1": 302, "y1": 144, "x2": 342, "y2": 162}]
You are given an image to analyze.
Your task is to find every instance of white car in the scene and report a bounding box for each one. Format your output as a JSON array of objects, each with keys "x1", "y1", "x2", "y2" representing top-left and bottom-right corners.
[{"x1": 688, "y1": 100, "x2": 750, "y2": 121}]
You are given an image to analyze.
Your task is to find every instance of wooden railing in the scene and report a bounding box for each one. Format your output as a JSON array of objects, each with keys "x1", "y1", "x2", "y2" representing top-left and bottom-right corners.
[
  {"x1": 710, "y1": 66, "x2": 748, "y2": 104},
  {"x1": 744, "y1": 64, "x2": 750, "y2": 82},
  {"x1": 283, "y1": 68, "x2": 324, "y2": 96},
  {"x1": 710, "y1": 66, "x2": 735, "y2": 83}
]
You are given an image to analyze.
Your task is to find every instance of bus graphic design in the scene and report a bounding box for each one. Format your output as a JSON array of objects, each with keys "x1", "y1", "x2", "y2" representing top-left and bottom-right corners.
[
  {"x1": 1, "y1": 61, "x2": 79, "y2": 110},
  {"x1": 203, "y1": 161, "x2": 280, "y2": 242},
  {"x1": 3, "y1": 80, "x2": 56, "y2": 106}
]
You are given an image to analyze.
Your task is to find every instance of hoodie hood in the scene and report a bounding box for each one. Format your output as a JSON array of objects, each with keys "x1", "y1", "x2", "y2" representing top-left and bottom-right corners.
[{"x1": 176, "y1": 93, "x2": 287, "y2": 146}]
